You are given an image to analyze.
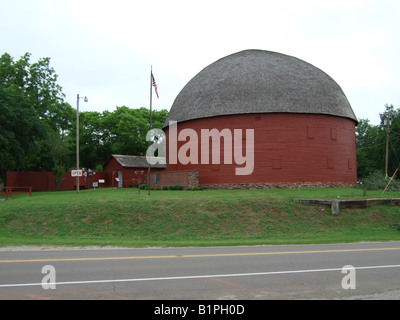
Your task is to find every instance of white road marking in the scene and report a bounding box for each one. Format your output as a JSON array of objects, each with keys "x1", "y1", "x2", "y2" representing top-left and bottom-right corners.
[{"x1": 1, "y1": 264, "x2": 400, "y2": 288}]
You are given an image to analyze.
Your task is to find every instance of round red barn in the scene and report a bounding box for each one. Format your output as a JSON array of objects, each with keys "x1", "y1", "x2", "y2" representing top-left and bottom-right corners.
[{"x1": 163, "y1": 50, "x2": 358, "y2": 188}]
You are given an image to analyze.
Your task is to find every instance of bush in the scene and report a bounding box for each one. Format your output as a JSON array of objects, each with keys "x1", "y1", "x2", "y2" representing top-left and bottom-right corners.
[
  {"x1": 168, "y1": 184, "x2": 183, "y2": 190},
  {"x1": 139, "y1": 183, "x2": 148, "y2": 190},
  {"x1": 161, "y1": 184, "x2": 183, "y2": 190},
  {"x1": 360, "y1": 170, "x2": 400, "y2": 191}
]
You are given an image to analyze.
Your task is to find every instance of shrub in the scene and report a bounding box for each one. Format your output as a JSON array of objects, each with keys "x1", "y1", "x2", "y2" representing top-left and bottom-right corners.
[
  {"x1": 360, "y1": 170, "x2": 400, "y2": 191},
  {"x1": 161, "y1": 184, "x2": 183, "y2": 190},
  {"x1": 139, "y1": 183, "x2": 148, "y2": 190},
  {"x1": 168, "y1": 184, "x2": 183, "y2": 190}
]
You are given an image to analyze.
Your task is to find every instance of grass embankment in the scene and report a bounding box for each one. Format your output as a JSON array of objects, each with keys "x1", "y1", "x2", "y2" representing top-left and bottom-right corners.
[{"x1": 0, "y1": 187, "x2": 400, "y2": 248}]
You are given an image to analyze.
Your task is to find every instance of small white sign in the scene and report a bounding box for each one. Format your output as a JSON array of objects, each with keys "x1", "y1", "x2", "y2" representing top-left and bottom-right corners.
[{"x1": 71, "y1": 170, "x2": 83, "y2": 177}]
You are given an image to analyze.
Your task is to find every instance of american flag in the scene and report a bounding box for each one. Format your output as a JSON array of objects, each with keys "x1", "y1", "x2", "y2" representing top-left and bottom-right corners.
[{"x1": 152, "y1": 72, "x2": 159, "y2": 98}]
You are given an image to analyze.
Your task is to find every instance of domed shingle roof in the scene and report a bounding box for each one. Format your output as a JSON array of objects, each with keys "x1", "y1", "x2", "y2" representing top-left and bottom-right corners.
[{"x1": 164, "y1": 50, "x2": 357, "y2": 127}]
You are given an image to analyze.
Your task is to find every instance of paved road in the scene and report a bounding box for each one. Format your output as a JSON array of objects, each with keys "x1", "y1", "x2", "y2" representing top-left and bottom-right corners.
[{"x1": 0, "y1": 242, "x2": 400, "y2": 300}]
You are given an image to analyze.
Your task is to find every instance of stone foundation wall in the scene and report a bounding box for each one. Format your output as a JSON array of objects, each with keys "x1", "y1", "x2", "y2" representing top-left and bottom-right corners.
[
  {"x1": 202, "y1": 182, "x2": 357, "y2": 190},
  {"x1": 152, "y1": 170, "x2": 199, "y2": 189},
  {"x1": 187, "y1": 170, "x2": 199, "y2": 188}
]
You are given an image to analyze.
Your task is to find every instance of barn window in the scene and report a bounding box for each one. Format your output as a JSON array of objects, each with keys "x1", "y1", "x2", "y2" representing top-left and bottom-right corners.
[
  {"x1": 348, "y1": 160, "x2": 353, "y2": 170},
  {"x1": 307, "y1": 126, "x2": 314, "y2": 139},
  {"x1": 272, "y1": 159, "x2": 282, "y2": 169},
  {"x1": 153, "y1": 173, "x2": 160, "y2": 184},
  {"x1": 331, "y1": 128, "x2": 337, "y2": 140},
  {"x1": 327, "y1": 159, "x2": 335, "y2": 169}
]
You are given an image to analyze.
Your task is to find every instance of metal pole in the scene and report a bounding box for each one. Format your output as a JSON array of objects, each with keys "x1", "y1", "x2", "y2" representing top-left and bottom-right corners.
[{"x1": 76, "y1": 94, "x2": 80, "y2": 194}]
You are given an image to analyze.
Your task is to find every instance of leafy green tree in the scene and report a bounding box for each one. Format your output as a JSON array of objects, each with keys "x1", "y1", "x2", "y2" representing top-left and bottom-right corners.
[
  {"x1": 78, "y1": 111, "x2": 108, "y2": 170},
  {"x1": 356, "y1": 118, "x2": 385, "y2": 178},
  {"x1": 356, "y1": 104, "x2": 400, "y2": 179},
  {"x1": 0, "y1": 52, "x2": 71, "y2": 178},
  {"x1": 77, "y1": 107, "x2": 168, "y2": 169},
  {"x1": 1, "y1": 52, "x2": 167, "y2": 177},
  {"x1": 380, "y1": 104, "x2": 400, "y2": 176},
  {"x1": 0, "y1": 53, "x2": 46, "y2": 177},
  {"x1": 52, "y1": 165, "x2": 66, "y2": 191}
]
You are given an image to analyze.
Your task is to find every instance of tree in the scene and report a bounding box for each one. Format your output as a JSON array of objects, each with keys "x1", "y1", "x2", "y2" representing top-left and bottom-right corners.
[
  {"x1": 356, "y1": 104, "x2": 400, "y2": 179},
  {"x1": 1, "y1": 52, "x2": 168, "y2": 177},
  {"x1": 0, "y1": 53, "x2": 45, "y2": 177},
  {"x1": 77, "y1": 107, "x2": 169, "y2": 170},
  {"x1": 77, "y1": 110, "x2": 108, "y2": 170},
  {"x1": 52, "y1": 165, "x2": 66, "y2": 191},
  {"x1": 380, "y1": 104, "x2": 400, "y2": 176},
  {"x1": 0, "y1": 52, "x2": 69, "y2": 178},
  {"x1": 356, "y1": 118, "x2": 385, "y2": 178}
]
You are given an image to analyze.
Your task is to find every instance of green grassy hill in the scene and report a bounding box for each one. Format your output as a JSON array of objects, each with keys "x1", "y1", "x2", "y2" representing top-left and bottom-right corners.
[{"x1": 1, "y1": 187, "x2": 400, "y2": 247}]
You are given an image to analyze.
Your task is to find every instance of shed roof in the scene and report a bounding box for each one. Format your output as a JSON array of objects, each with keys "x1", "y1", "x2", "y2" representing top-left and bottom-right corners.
[
  {"x1": 164, "y1": 49, "x2": 357, "y2": 127},
  {"x1": 108, "y1": 155, "x2": 166, "y2": 169}
]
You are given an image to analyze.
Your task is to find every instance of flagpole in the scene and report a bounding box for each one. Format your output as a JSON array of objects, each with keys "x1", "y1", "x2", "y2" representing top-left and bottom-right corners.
[
  {"x1": 148, "y1": 66, "x2": 153, "y2": 195},
  {"x1": 150, "y1": 66, "x2": 153, "y2": 131}
]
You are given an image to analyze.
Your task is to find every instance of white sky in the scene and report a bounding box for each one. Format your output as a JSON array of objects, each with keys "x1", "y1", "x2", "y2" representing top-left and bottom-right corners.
[{"x1": 1, "y1": 0, "x2": 399, "y2": 124}]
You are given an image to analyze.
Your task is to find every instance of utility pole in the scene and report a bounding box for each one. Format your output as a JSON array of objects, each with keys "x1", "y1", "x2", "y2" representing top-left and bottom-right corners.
[
  {"x1": 385, "y1": 114, "x2": 390, "y2": 179},
  {"x1": 76, "y1": 94, "x2": 80, "y2": 194},
  {"x1": 76, "y1": 94, "x2": 88, "y2": 193}
]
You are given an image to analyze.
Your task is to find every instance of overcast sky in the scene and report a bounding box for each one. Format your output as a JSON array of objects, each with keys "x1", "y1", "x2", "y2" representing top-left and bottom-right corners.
[{"x1": 1, "y1": 0, "x2": 399, "y2": 124}]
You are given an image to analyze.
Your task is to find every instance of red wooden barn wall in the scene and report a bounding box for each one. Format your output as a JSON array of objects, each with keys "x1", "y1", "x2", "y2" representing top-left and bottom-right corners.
[{"x1": 164, "y1": 113, "x2": 357, "y2": 186}]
